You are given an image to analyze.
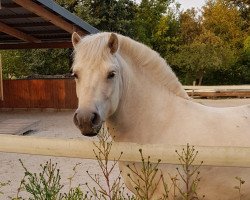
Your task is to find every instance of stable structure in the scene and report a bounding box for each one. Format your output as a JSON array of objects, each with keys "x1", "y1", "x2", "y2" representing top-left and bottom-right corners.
[
  {"x1": 0, "y1": 0, "x2": 99, "y2": 49},
  {"x1": 0, "y1": 0, "x2": 99, "y2": 107}
]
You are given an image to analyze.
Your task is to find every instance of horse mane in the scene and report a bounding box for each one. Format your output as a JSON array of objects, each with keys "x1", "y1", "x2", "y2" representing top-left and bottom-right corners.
[
  {"x1": 75, "y1": 32, "x2": 189, "y2": 99},
  {"x1": 118, "y1": 34, "x2": 189, "y2": 99}
]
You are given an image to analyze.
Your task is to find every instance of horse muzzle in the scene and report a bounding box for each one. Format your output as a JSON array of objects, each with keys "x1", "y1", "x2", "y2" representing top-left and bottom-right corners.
[{"x1": 73, "y1": 109, "x2": 102, "y2": 137}]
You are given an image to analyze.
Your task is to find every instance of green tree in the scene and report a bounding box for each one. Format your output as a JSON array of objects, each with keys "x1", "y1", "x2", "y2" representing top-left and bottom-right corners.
[
  {"x1": 1, "y1": 48, "x2": 71, "y2": 79},
  {"x1": 244, "y1": 36, "x2": 250, "y2": 59},
  {"x1": 134, "y1": 0, "x2": 172, "y2": 46},
  {"x1": 74, "y1": 0, "x2": 138, "y2": 38},
  {"x1": 202, "y1": 0, "x2": 245, "y2": 48},
  {"x1": 26, "y1": 49, "x2": 71, "y2": 75},
  {"x1": 226, "y1": 0, "x2": 250, "y2": 32},
  {"x1": 0, "y1": 50, "x2": 31, "y2": 79},
  {"x1": 178, "y1": 8, "x2": 202, "y2": 45},
  {"x1": 169, "y1": 24, "x2": 236, "y2": 85},
  {"x1": 152, "y1": 3, "x2": 182, "y2": 57}
]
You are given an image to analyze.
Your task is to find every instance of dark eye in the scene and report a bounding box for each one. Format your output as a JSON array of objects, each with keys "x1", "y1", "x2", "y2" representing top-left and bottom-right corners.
[
  {"x1": 72, "y1": 73, "x2": 78, "y2": 79},
  {"x1": 107, "y1": 71, "x2": 116, "y2": 79}
]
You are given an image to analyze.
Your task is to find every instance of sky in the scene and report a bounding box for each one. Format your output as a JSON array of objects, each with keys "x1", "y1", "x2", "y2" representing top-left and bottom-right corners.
[
  {"x1": 135, "y1": 0, "x2": 206, "y2": 11},
  {"x1": 177, "y1": 0, "x2": 206, "y2": 11}
]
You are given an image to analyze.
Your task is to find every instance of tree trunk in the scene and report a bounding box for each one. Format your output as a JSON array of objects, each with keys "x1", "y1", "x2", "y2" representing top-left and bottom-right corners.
[
  {"x1": 196, "y1": 70, "x2": 204, "y2": 86},
  {"x1": 198, "y1": 74, "x2": 203, "y2": 85}
]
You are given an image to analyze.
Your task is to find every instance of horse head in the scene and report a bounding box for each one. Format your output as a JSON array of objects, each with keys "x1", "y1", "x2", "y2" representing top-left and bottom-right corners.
[{"x1": 71, "y1": 32, "x2": 122, "y2": 136}]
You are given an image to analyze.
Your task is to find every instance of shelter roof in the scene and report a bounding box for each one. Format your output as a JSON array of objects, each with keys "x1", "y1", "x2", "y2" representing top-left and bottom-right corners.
[{"x1": 0, "y1": 0, "x2": 99, "y2": 49}]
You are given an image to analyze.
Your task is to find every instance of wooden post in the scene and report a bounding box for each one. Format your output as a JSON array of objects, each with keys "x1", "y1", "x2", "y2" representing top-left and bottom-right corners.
[{"x1": 0, "y1": 54, "x2": 3, "y2": 101}]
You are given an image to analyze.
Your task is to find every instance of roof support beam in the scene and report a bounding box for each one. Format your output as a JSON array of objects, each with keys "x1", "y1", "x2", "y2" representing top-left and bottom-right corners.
[
  {"x1": 0, "y1": 14, "x2": 38, "y2": 20},
  {"x1": 0, "y1": 41, "x2": 72, "y2": 49},
  {"x1": 13, "y1": 0, "x2": 85, "y2": 36},
  {"x1": 0, "y1": 21, "x2": 41, "y2": 43}
]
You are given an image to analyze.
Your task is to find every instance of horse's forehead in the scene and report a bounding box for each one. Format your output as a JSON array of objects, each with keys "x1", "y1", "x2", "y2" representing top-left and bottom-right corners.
[{"x1": 73, "y1": 55, "x2": 112, "y2": 74}]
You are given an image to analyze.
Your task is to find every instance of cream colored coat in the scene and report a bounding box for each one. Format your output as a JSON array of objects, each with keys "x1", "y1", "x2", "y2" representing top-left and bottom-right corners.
[{"x1": 72, "y1": 32, "x2": 250, "y2": 199}]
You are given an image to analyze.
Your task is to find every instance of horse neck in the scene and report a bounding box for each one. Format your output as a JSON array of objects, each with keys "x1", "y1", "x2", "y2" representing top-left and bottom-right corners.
[
  {"x1": 106, "y1": 48, "x2": 187, "y2": 143},
  {"x1": 117, "y1": 35, "x2": 189, "y2": 100}
]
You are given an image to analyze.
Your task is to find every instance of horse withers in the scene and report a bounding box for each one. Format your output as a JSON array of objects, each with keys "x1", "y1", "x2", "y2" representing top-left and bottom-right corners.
[{"x1": 71, "y1": 32, "x2": 250, "y2": 199}]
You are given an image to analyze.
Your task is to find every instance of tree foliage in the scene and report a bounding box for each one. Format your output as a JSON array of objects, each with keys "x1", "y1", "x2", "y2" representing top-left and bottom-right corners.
[{"x1": 1, "y1": 0, "x2": 249, "y2": 85}]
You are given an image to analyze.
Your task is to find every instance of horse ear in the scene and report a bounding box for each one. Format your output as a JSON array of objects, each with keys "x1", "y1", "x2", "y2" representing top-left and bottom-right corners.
[
  {"x1": 108, "y1": 33, "x2": 118, "y2": 54},
  {"x1": 72, "y1": 32, "x2": 81, "y2": 48}
]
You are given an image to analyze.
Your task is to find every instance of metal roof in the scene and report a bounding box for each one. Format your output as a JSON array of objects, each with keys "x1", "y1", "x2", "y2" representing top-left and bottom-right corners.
[{"x1": 0, "y1": 0, "x2": 99, "y2": 49}]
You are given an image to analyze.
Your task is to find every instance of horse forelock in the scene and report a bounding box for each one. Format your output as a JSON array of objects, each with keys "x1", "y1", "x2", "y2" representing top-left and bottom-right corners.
[{"x1": 73, "y1": 32, "x2": 112, "y2": 67}]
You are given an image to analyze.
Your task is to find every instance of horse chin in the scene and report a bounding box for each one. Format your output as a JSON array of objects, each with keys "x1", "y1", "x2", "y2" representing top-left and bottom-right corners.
[
  {"x1": 80, "y1": 124, "x2": 102, "y2": 137},
  {"x1": 81, "y1": 131, "x2": 98, "y2": 137}
]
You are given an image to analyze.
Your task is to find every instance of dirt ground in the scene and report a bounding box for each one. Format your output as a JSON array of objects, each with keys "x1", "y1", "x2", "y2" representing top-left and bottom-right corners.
[{"x1": 0, "y1": 98, "x2": 249, "y2": 199}]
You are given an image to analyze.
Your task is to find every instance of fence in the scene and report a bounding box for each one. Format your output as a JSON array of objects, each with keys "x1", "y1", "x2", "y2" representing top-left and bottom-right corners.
[
  {"x1": 0, "y1": 55, "x2": 3, "y2": 101},
  {"x1": 184, "y1": 85, "x2": 250, "y2": 98},
  {"x1": 1, "y1": 134, "x2": 250, "y2": 167},
  {"x1": 0, "y1": 79, "x2": 77, "y2": 109}
]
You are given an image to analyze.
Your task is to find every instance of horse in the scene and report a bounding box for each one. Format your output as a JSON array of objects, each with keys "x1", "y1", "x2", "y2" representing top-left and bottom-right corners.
[{"x1": 71, "y1": 32, "x2": 250, "y2": 199}]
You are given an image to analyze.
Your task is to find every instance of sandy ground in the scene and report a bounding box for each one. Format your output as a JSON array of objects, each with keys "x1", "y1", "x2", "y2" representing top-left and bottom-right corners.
[{"x1": 0, "y1": 98, "x2": 250, "y2": 199}]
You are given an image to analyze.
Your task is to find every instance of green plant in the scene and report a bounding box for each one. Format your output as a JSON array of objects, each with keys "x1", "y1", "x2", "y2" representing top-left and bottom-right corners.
[
  {"x1": 61, "y1": 163, "x2": 86, "y2": 200},
  {"x1": 84, "y1": 126, "x2": 131, "y2": 200},
  {"x1": 171, "y1": 144, "x2": 204, "y2": 200},
  {"x1": 0, "y1": 180, "x2": 10, "y2": 196},
  {"x1": 12, "y1": 160, "x2": 86, "y2": 200},
  {"x1": 13, "y1": 159, "x2": 63, "y2": 200},
  {"x1": 126, "y1": 149, "x2": 169, "y2": 200},
  {"x1": 234, "y1": 176, "x2": 245, "y2": 200}
]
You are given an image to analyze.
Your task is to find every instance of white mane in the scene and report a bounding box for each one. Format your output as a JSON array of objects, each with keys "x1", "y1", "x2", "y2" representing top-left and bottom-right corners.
[
  {"x1": 75, "y1": 32, "x2": 189, "y2": 99},
  {"x1": 118, "y1": 34, "x2": 189, "y2": 99}
]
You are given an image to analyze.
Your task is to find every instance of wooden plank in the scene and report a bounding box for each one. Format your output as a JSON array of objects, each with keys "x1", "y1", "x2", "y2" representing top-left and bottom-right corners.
[
  {"x1": 184, "y1": 85, "x2": 250, "y2": 90},
  {"x1": 184, "y1": 85, "x2": 250, "y2": 98},
  {"x1": 0, "y1": 42, "x2": 73, "y2": 49},
  {"x1": 29, "y1": 80, "x2": 46, "y2": 108},
  {"x1": 0, "y1": 119, "x2": 39, "y2": 135},
  {"x1": 64, "y1": 79, "x2": 77, "y2": 109},
  {"x1": 4, "y1": 80, "x2": 30, "y2": 108},
  {"x1": 13, "y1": 0, "x2": 85, "y2": 36},
  {"x1": 0, "y1": 21, "x2": 41, "y2": 43},
  {"x1": 0, "y1": 54, "x2": 3, "y2": 101},
  {"x1": 0, "y1": 14, "x2": 37, "y2": 20},
  {"x1": 187, "y1": 91, "x2": 250, "y2": 98}
]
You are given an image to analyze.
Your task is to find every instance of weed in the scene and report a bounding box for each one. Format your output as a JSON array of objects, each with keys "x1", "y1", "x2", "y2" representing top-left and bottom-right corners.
[
  {"x1": 84, "y1": 126, "x2": 131, "y2": 200},
  {"x1": 234, "y1": 176, "x2": 245, "y2": 200},
  {"x1": 171, "y1": 144, "x2": 204, "y2": 200},
  {"x1": 0, "y1": 180, "x2": 10, "y2": 196},
  {"x1": 13, "y1": 159, "x2": 63, "y2": 200},
  {"x1": 12, "y1": 160, "x2": 86, "y2": 200},
  {"x1": 126, "y1": 149, "x2": 169, "y2": 200}
]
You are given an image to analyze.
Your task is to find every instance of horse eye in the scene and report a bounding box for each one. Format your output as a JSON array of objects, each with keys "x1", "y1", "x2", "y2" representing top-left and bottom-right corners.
[
  {"x1": 72, "y1": 73, "x2": 78, "y2": 79},
  {"x1": 107, "y1": 71, "x2": 116, "y2": 79}
]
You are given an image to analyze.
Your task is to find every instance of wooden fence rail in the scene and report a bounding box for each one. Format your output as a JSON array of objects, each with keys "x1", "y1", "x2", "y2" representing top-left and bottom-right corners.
[
  {"x1": 184, "y1": 85, "x2": 250, "y2": 98},
  {"x1": 1, "y1": 135, "x2": 250, "y2": 168}
]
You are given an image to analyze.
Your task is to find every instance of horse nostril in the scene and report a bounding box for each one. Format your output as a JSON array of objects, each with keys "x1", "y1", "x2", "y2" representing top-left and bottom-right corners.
[{"x1": 91, "y1": 112, "x2": 100, "y2": 126}]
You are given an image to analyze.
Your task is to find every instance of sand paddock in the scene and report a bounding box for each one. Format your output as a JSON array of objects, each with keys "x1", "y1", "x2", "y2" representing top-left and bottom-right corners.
[{"x1": 0, "y1": 98, "x2": 249, "y2": 199}]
